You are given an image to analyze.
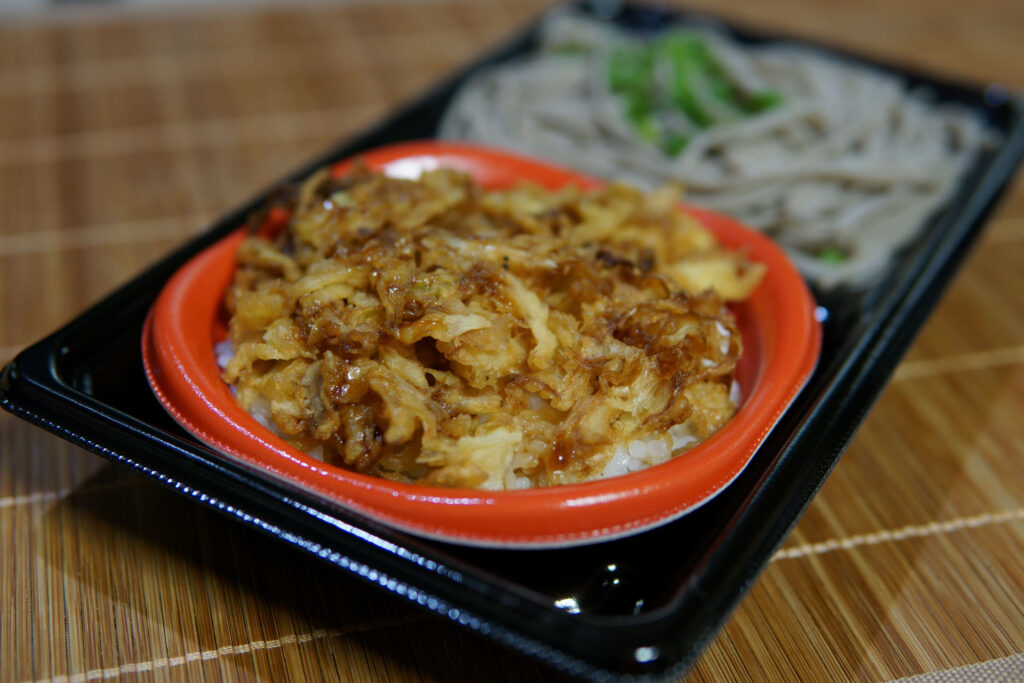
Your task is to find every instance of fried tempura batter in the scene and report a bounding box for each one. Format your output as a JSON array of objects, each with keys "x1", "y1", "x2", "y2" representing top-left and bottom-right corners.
[{"x1": 222, "y1": 164, "x2": 764, "y2": 489}]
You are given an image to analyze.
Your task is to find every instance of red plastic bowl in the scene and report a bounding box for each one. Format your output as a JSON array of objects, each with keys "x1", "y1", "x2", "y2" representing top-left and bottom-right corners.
[{"x1": 142, "y1": 141, "x2": 821, "y2": 548}]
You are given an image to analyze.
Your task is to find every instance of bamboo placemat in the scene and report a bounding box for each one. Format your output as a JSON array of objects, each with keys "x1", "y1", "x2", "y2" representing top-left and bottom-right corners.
[{"x1": 2, "y1": 1, "x2": 1023, "y2": 681}]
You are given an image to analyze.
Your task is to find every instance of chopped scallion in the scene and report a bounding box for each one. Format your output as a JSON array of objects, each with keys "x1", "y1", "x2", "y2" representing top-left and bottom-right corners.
[{"x1": 817, "y1": 247, "x2": 847, "y2": 264}]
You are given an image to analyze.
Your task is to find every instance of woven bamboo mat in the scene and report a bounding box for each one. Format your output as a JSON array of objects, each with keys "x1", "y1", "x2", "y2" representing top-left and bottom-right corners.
[{"x1": 2, "y1": 1, "x2": 1023, "y2": 681}]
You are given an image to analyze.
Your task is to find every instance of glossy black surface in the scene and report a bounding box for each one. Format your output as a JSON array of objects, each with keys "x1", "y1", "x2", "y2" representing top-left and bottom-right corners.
[{"x1": 3, "y1": 3, "x2": 1024, "y2": 680}]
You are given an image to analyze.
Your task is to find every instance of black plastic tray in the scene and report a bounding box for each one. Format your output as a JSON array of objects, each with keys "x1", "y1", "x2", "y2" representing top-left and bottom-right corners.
[{"x1": 4, "y1": 3, "x2": 1024, "y2": 680}]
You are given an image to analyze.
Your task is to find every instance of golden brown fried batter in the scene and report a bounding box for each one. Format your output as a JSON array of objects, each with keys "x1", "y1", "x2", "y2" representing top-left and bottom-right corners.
[{"x1": 222, "y1": 165, "x2": 764, "y2": 489}]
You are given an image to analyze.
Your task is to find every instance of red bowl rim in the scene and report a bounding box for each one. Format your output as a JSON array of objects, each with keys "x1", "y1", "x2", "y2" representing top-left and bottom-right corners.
[{"x1": 142, "y1": 140, "x2": 821, "y2": 548}]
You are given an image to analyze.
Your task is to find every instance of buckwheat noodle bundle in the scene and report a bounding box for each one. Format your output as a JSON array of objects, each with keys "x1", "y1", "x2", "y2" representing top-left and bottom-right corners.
[{"x1": 438, "y1": 10, "x2": 989, "y2": 289}]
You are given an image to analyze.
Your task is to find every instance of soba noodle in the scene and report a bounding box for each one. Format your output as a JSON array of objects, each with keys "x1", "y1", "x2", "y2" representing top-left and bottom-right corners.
[{"x1": 438, "y1": 10, "x2": 989, "y2": 289}]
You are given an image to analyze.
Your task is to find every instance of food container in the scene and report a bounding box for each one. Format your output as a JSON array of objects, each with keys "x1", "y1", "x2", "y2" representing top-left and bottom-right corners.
[{"x1": 142, "y1": 140, "x2": 821, "y2": 548}]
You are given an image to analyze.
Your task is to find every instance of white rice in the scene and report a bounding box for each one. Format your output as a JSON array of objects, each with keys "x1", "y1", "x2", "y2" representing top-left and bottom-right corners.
[
  {"x1": 214, "y1": 340, "x2": 235, "y2": 372},
  {"x1": 597, "y1": 419, "x2": 702, "y2": 479}
]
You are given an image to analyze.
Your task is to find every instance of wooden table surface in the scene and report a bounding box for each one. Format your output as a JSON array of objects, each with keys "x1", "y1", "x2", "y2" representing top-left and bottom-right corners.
[{"x1": 2, "y1": 1, "x2": 1023, "y2": 681}]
